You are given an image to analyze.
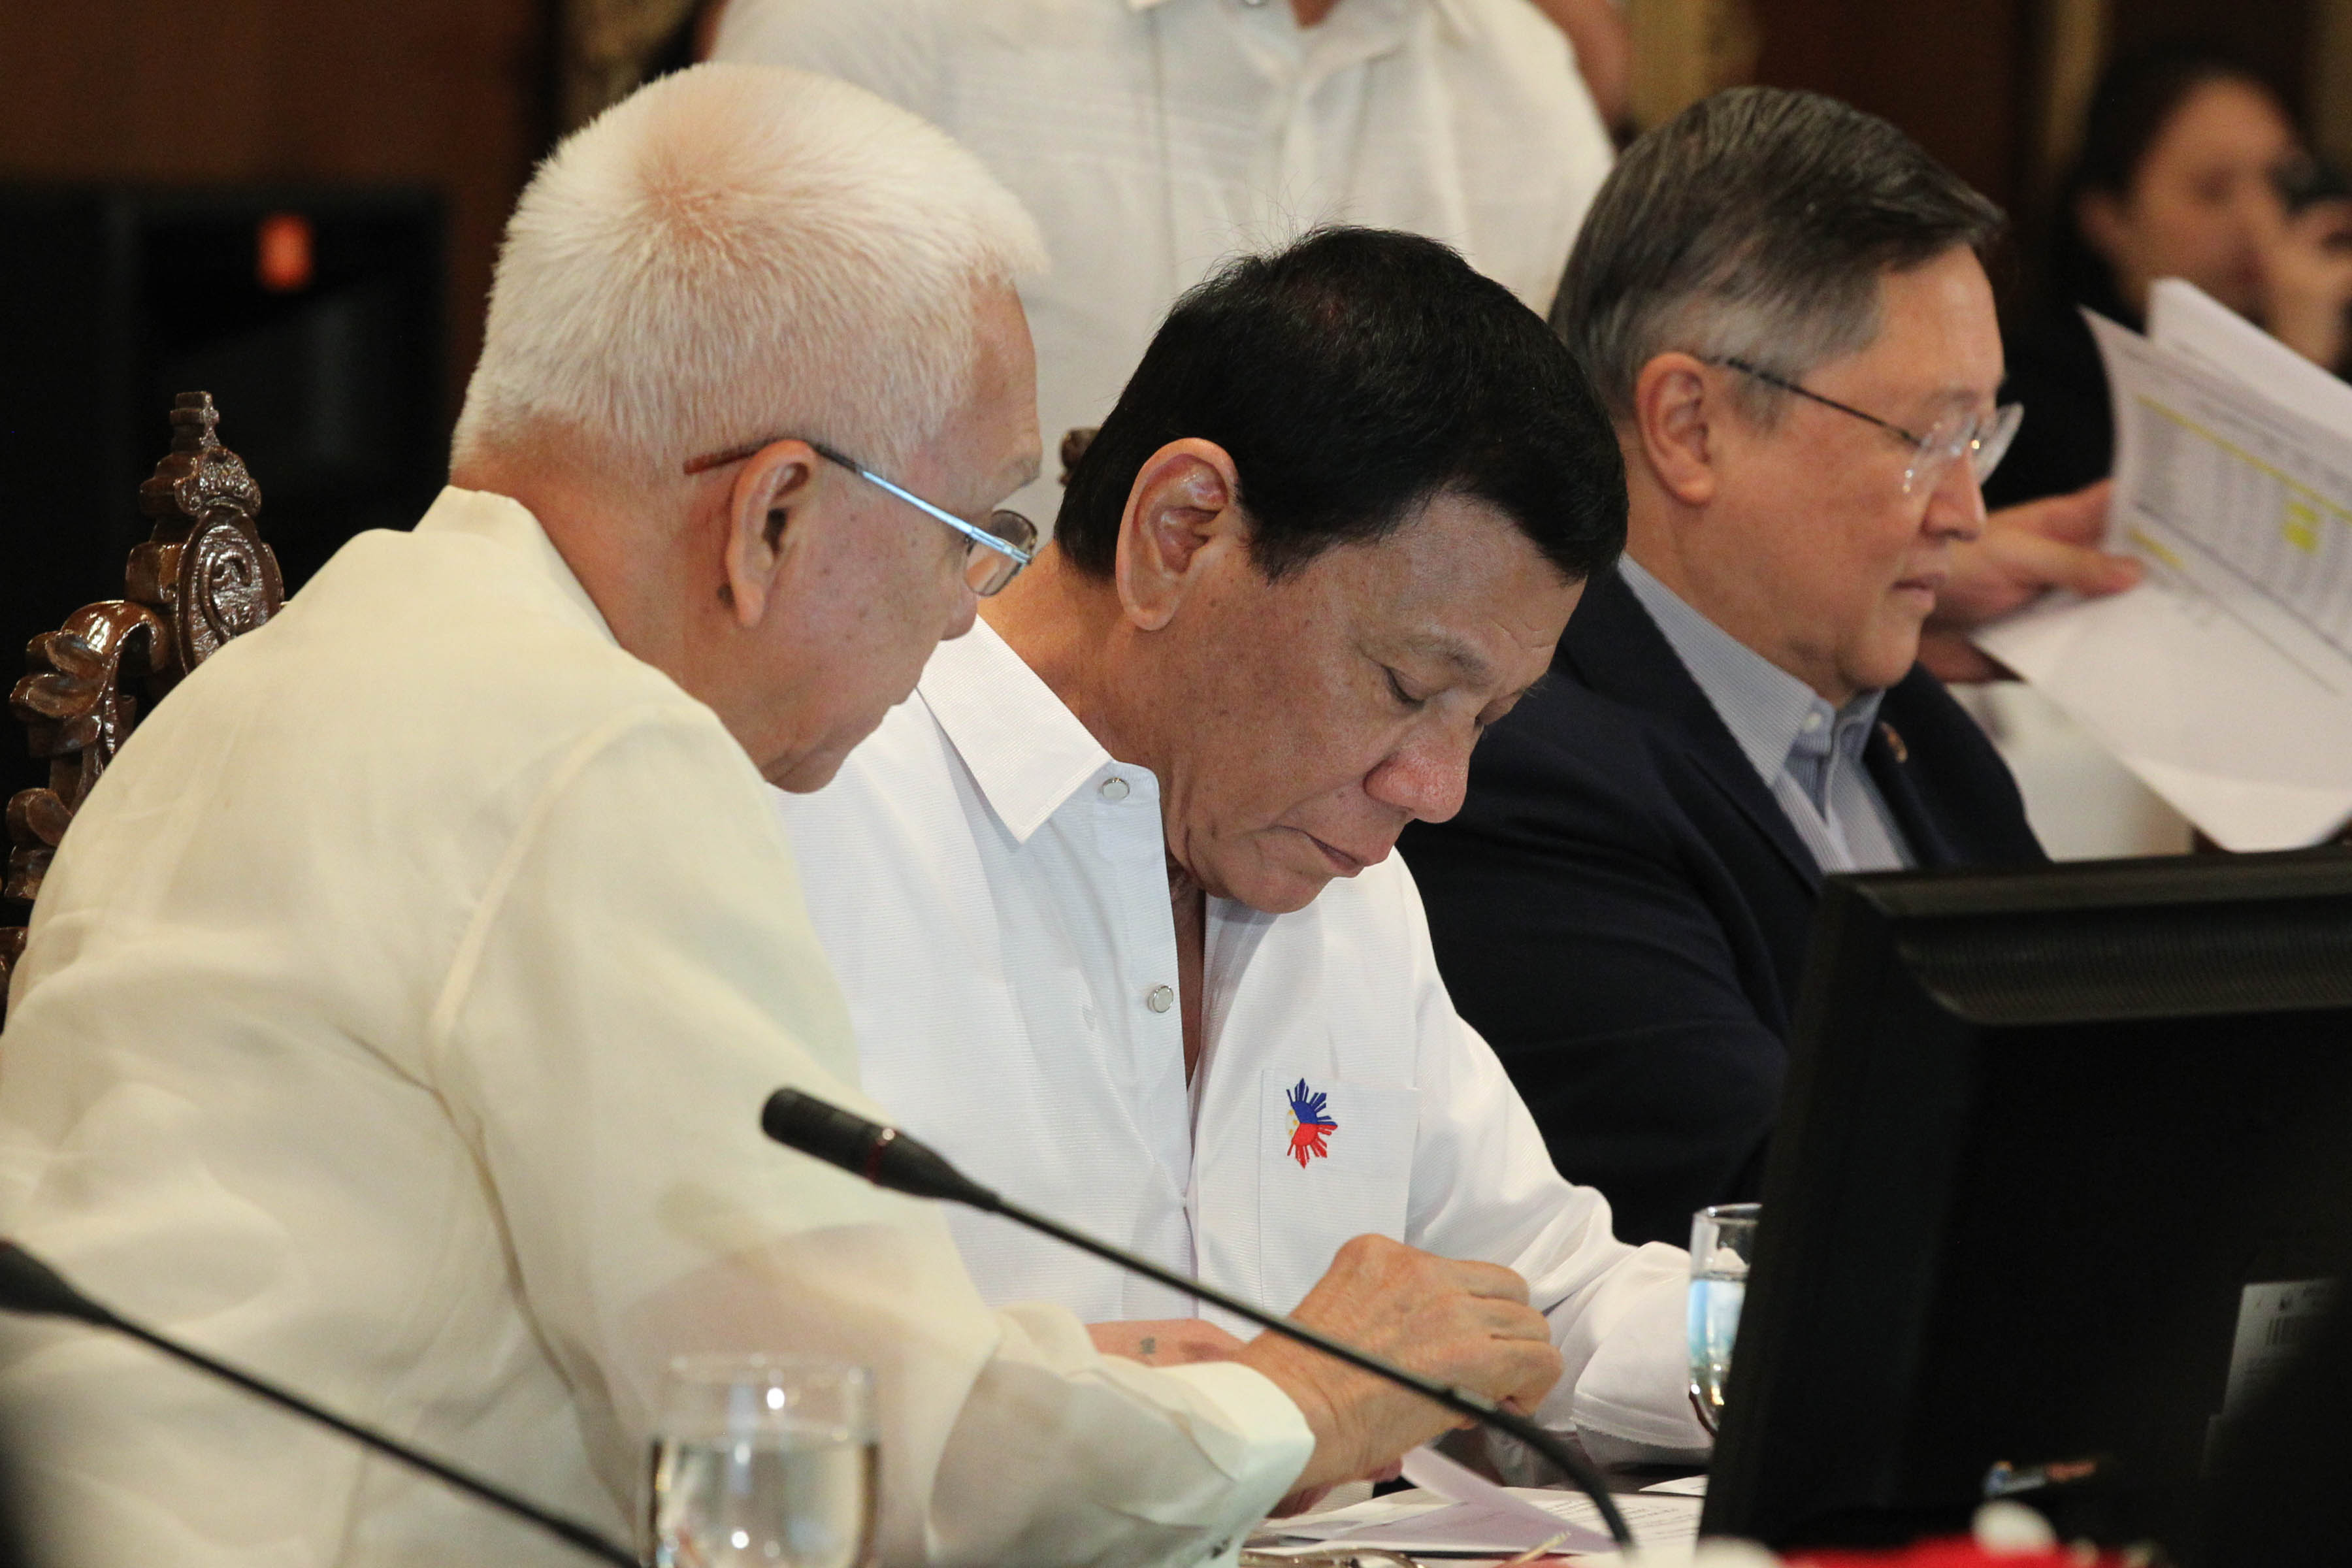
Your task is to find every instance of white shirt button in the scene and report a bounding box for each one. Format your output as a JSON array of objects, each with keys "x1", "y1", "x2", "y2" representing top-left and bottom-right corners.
[
  {"x1": 1145, "y1": 984, "x2": 1176, "y2": 1013},
  {"x1": 1099, "y1": 776, "x2": 1130, "y2": 802},
  {"x1": 1801, "y1": 711, "x2": 1825, "y2": 734}
]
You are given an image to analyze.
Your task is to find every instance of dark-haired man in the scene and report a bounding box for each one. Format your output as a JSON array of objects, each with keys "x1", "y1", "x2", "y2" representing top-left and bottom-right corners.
[
  {"x1": 1401, "y1": 88, "x2": 2138, "y2": 1250},
  {"x1": 774, "y1": 227, "x2": 1708, "y2": 1460}
]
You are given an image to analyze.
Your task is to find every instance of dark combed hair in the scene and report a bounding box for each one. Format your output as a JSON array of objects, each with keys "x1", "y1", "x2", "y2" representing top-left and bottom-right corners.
[
  {"x1": 1055, "y1": 227, "x2": 1625, "y2": 585},
  {"x1": 1558, "y1": 86, "x2": 2006, "y2": 419}
]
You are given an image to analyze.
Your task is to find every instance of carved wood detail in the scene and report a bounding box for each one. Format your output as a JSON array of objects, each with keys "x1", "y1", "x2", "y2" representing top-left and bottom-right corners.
[{"x1": 1, "y1": 393, "x2": 279, "y2": 1010}]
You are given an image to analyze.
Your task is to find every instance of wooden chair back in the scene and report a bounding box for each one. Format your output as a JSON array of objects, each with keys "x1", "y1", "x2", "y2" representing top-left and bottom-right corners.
[{"x1": 0, "y1": 393, "x2": 281, "y2": 1013}]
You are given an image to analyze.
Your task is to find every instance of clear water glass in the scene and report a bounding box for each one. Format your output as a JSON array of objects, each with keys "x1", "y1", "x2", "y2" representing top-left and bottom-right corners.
[
  {"x1": 647, "y1": 1354, "x2": 877, "y2": 1568},
  {"x1": 1688, "y1": 1202, "x2": 1760, "y2": 1435}
]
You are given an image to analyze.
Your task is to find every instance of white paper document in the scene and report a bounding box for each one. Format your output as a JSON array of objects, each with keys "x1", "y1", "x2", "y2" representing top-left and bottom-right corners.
[
  {"x1": 1973, "y1": 284, "x2": 2352, "y2": 849},
  {"x1": 1266, "y1": 1446, "x2": 1704, "y2": 1559},
  {"x1": 1640, "y1": 1474, "x2": 1709, "y2": 1497}
]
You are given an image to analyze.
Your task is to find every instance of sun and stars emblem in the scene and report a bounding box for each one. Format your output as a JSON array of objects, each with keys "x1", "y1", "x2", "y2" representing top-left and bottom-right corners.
[{"x1": 1285, "y1": 1078, "x2": 1339, "y2": 1168}]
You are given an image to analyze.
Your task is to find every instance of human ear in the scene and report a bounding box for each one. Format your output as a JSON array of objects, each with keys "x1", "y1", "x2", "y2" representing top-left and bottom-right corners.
[
  {"x1": 721, "y1": 442, "x2": 819, "y2": 627},
  {"x1": 1113, "y1": 438, "x2": 1246, "y2": 632},
  {"x1": 1630, "y1": 353, "x2": 1720, "y2": 506}
]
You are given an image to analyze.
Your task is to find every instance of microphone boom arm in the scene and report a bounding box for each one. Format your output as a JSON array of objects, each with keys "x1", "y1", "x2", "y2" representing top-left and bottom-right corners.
[
  {"x1": 0, "y1": 1242, "x2": 639, "y2": 1567},
  {"x1": 759, "y1": 1088, "x2": 1637, "y2": 1548}
]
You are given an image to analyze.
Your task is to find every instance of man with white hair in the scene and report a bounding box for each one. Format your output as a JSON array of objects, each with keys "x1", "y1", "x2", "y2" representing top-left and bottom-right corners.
[{"x1": 0, "y1": 65, "x2": 1563, "y2": 1567}]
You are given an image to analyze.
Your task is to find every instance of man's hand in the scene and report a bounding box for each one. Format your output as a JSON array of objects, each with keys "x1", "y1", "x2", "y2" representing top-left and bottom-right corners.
[
  {"x1": 1920, "y1": 480, "x2": 2142, "y2": 682},
  {"x1": 1086, "y1": 1318, "x2": 1245, "y2": 1367},
  {"x1": 1235, "y1": 1234, "x2": 1561, "y2": 1494}
]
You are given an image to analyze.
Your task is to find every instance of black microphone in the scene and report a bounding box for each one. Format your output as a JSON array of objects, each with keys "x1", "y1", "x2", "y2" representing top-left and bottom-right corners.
[
  {"x1": 760, "y1": 1088, "x2": 1639, "y2": 1548},
  {"x1": 0, "y1": 1241, "x2": 639, "y2": 1567}
]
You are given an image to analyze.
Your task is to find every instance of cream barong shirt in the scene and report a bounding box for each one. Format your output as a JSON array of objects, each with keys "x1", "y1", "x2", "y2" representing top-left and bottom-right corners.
[
  {"x1": 774, "y1": 620, "x2": 1707, "y2": 1456},
  {"x1": 0, "y1": 487, "x2": 1311, "y2": 1568},
  {"x1": 713, "y1": 0, "x2": 1616, "y2": 527}
]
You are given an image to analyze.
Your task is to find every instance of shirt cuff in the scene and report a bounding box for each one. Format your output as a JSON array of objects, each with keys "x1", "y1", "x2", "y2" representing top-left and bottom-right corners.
[
  {"x1": 1153, "y1": 1361, "x2": 1317, "y2": 1535},
  {"x1": 1570, "y1": 1269, "x2": 1714, "y2": 1454}
]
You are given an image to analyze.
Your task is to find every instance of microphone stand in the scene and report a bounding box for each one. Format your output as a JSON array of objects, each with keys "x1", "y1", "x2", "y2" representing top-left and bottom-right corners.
[
  {"x1": 760, "y1": 1088, "x2": 1639, "y2": 1549},
  {"x1": 0, "y1": 1242, "x2": 639, "y2": 1567}
]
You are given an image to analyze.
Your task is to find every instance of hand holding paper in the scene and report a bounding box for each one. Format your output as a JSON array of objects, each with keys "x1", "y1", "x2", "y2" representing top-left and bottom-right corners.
[
  {"x1": 1972, "y1": 280, "x2": 2352, "y2": 849},
  {"x1": 1919, "y1": 480, "x2": 2140, "y2": 681}
]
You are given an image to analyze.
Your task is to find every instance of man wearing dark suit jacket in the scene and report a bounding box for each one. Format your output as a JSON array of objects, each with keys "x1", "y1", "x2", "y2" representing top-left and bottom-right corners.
[{"x1": 1401, "y1": 87, "x2": 2141, "y2": 1247}]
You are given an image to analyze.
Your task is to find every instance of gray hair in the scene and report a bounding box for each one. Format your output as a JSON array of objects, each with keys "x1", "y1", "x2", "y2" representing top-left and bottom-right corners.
[{"x1": 1554, "y1": 87, "x2": 2004, "y2": 425}]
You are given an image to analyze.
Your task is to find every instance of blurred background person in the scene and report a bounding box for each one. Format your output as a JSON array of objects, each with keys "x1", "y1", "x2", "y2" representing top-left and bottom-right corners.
[
  {"x1": 1955, "y1": 42, "x2": 2352, "y2": 862},
  {"x1": 710, "y1": 0, "x2": 1625, "y2": 526},
  {"x1": 1991, "y1": 41, "x2": 2352, "y2": 510}
]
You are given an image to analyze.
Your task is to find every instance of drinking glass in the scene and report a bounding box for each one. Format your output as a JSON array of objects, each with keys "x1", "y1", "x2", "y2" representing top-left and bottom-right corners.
[
  {"x1": 1688, "y1": 1203, "x2": 1760, "y2": 1436},
  {"x1": 647, "y1": 1354, "x2": 877, "y2": 1568}
]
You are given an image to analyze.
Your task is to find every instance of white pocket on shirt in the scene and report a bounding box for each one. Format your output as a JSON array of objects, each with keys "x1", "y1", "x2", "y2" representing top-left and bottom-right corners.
[{"x1": 1255, "y1": 1070, "x2": 1420, "y2": 1314}]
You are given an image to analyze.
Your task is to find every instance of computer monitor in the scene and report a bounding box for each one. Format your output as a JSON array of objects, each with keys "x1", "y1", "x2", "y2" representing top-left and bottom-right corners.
[{"x1": 1702, "y1": 848, "x2": 2352, "y2": 1552}]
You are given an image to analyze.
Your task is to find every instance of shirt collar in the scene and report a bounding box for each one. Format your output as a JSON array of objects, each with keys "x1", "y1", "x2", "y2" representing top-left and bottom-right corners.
[
  {"x1": 413, "y1": 485, "x2": 618, "y2": 645},
  {"x1": 916, "y1": 618, "x2": 1129, "y2": 843},
  {"x1": 1617, "y1": 556, "x2": 1887, "y2": 788}
]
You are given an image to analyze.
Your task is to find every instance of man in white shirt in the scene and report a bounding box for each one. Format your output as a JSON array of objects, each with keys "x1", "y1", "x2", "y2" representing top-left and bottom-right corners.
[
  {"x1": 711, "y1": 0, "x2": 1621, "y2": 525},
  {"x1": 776, "y1": 226, "x2": 1707, "y2": 1462},
  {"x1": 0, "y1": 67, "x2": 1565, "y2": 1567}
]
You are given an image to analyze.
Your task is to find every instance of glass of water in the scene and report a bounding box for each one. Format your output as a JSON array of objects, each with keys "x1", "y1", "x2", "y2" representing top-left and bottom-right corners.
[
  {"x1": 647, "y1": 1354, "x2": 877, "y2": 1568},
  {"x1": 1688, "y1": 1202, "x2": 1760, "y2": 1436}
]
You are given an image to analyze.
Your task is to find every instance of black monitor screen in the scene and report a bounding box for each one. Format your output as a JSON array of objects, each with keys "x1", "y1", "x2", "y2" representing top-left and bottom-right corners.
[{"x1": 1703, "y1": 849, "x2": 2352, "y2": 1552}]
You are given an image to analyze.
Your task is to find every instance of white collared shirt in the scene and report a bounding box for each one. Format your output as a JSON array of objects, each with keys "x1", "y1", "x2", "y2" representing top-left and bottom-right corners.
[
  {"x1": 773, "y1": 621, "x2": 1705, "y2": 1452},
  {"x1": 713, "y1": 0, "x2": 1615, "y2": 525},
  {"x1": 0, "y1": 489, "x2": 1310, "y2": 1568}
]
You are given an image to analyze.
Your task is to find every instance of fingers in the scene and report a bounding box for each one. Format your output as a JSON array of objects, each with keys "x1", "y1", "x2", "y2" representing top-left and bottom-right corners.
[
  {"x1": 2285, "y1": 198, "x2": 2352, "y2": 252},
  {"x1": 1437, "y1": 1252, "x2": 1535, "y2": 1306},
  {"x1": 1988, "y1": 478, "x2": 2110, "y2": 545},
  {"x1": 1936, "y1": 493, "x2": 2140, "y2": 631},
  {"x1": 1917, "y1": 630, "x2": 2013, "y2": 685},
  {"x1": 1989, "y1": 526, "x2": 2142, "y2": 598},
  {"x1": 1249, "y1": 1237, "x2": 1563, "y2": 1488},
  {"x1": 1491, "y1": 1336, "x2": 1567, "y2": 1414}
]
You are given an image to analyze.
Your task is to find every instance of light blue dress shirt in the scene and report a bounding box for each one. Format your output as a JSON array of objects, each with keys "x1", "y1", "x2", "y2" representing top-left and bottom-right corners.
[{"x1": 1618, "y1": 559, "x2": 1914, "y2": 874}]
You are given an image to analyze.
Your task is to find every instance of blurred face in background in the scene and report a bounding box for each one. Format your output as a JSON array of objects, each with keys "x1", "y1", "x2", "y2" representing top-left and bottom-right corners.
[{"x1": 2078, "y1": 75, "x2": 2299, "y2": 319}]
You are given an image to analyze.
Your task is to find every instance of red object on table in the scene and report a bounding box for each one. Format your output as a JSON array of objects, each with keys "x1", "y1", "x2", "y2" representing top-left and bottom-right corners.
[{"x1": 1791, "y1": 1538, "x2": 2131, "y2": 1568}]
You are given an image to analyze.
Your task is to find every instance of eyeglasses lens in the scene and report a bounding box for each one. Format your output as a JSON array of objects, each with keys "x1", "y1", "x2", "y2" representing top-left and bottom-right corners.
[
  {"x1": 1904, "y1": 403, "x2": 2023, "y2": 495},
  {"x1": 965, "y1": 510, "x2": 1039, "y2": 596}
]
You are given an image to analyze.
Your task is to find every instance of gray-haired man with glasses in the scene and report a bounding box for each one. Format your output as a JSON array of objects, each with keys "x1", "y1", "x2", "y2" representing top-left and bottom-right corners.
[{"x1": 1401, "y1": 88, "x2": 2139, "y2": 1249}]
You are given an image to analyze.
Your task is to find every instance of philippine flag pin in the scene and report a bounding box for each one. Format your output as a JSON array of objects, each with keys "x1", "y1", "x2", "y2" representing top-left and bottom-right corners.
[{"x1": 1286, "y1": 1078, "x2": 1339, "y2": 1168}]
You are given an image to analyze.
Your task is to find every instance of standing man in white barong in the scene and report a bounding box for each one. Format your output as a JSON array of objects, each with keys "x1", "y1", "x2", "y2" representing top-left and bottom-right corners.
[
  {"x1": 0, "y1": 65, "x2": 1570, "y2": 1568},
  {"x1": 711, "y1": 0, "x2": 1625, "y2": 529},
  {"x1": 774, "y1": 226, "x2": 1709, "y2": 1465}
]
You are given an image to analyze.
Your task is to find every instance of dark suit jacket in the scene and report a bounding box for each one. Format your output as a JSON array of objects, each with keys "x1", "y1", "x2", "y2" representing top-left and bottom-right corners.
[{"x1": 1398, "y1": 568, "x2": 2045, "y2": 1247}]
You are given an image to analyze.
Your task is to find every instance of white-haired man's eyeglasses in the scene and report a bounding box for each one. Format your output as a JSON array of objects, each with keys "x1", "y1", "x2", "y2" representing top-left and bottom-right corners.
[{"x1": 685, "y1": 437, "x2": 1037, "y2": 596}]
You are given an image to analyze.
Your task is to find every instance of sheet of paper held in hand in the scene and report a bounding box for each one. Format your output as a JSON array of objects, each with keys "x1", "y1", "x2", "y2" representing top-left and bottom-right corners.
[
  {"x1": 1252, "y1": 1444, "x2": 1705, "y2": 1561},
  {"x1": 1972, "y1": 279, "x2": 2352, "y2": 850}
]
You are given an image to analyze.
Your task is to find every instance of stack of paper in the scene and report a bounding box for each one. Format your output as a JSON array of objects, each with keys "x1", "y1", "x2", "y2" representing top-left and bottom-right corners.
[
  {"x1": 1255, "y1": 1445, "x2": 1705, "y2": 1561},
  {"x1": 1972, "y1": 279, "x2": 2352, "y2": 849}
]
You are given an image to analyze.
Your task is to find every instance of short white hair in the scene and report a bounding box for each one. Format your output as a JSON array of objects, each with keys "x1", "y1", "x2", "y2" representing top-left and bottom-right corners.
[{"x1": 453, "y1": 62, "x2": 1045, "y2": 483}]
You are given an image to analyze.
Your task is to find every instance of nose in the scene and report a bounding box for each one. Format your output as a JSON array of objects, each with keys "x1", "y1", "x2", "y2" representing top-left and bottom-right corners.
[
  {"x1": 1922, "y1": 452, "x2": 1988, "y2": 542},
  {"x1": 1364, "y1": 725, "x2": 1473, "y2": 825}
]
